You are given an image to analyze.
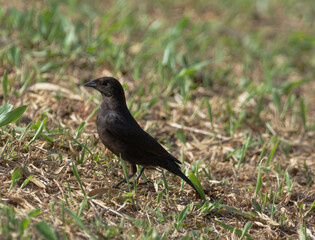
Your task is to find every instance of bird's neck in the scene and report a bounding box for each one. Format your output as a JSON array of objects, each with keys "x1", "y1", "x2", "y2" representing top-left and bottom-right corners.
[{"x1": 101, "y1": 95, "x2": 128, "y2": 112}]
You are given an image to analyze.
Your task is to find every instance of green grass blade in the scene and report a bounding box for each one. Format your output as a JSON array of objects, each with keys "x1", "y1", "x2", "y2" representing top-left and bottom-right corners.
[
  {"x1": 61, "y1": 205, "x2": 96, "y2": 239},
  {"x1": 252, "y1": 199, "x2": 262, "y2": 213},
  {"x1": 188, "y1": 171, "x2": 206, "y2": 201},
  {"x1": 75, "y1": 121, "x2": 86, "y2": 139},
  {"x1": 206, "y1": 98, "x2": 216, "y2": 137},
  {"x1": 264, "y1": 137, "x2": 279, "y2": 170},
  {"x1": 237, "y1": 134, "x2": 251, "y2": 168},
  {"x1": 216, "y1": 220, "x2": 254, "y2": 240},
  {"x1": 27, "y1": 116, "x2": 47, "y2": 147},
  {"x1": 218, "y1": 204, "x2": 255, "y2": 218},
  {"x1": 303, "y1": 200, "x2": 315, "y2": 218},
  {"x1": 255, "y1": 166, "x2": 262, "y2": 196},
  {"x1": 28, "y1": 209, "x2": 42, "y2": 218},
  {"x1": 18, "y1": 121, "x2": 33, "y2": 140},
  {"x1": 233, "y1": 110, "x2": 246, "y2": 136},
  {"x1": 119, "y1": 155, "x2": 131, "y2": 192},
  {"x1": 284, "y1": 170, "x2": 293, "y2": 192},
  {"x1": 0, "y1": 104, "x2": 28, "y2": 127},
  {"x1": 8, "y1": 168, "x2": 21, "y2": 192},
  {"x1": 175, "y1": 129, "x2": 186, "y2": 145},
  {"x1": 300, "y1": 99, "x2": 306, "y2": 129},
  {"x1": 35, "y1": 221, "x2": 58, "y2": 240},
  {"x1": 0, "y1": 102, "x2": 13, "y2": 115},
  {"x1": 71, "y1": 162, "x2": 86, "y2": 196},
  {"x1": 240, "y1": 221, "x2": 253, "y2": 239},
  {"x1": 68, "y1": 135, "x2": 94, "y2": 157},
  {"x1": 298, "y1": 223, "x2": 307, "y2": 240},
  {"x1": 189, "y1": 97, "x2": 205, "y2": 121},
  {"x1": 272, "y1": 89, "x2": 282, "y2": 112},
  {"x1": 174, "y1": 204, "x2": 191, "y2": 230},
  {"x1": 20, "y1": 175, "x2": 34, "y2": 189},
  {"x1": 177, "y1": 59, "x2": 218, "y2": 79}
]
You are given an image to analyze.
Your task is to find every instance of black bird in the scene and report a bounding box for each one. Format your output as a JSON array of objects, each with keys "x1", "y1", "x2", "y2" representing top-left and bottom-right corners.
[{"x1": 84, "y1": 77, "x2": 202, "y2": 197}]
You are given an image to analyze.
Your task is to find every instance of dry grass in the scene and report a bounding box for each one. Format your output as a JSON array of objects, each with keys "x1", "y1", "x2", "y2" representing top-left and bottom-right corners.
[{"x1": 1, "y1": 0, "x2": 315, "y2": 239}]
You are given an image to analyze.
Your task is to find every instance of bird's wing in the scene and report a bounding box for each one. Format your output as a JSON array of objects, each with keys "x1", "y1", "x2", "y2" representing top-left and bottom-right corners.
[{"x1": 105, "y1": 112, "x2": 181, "y2": 164}]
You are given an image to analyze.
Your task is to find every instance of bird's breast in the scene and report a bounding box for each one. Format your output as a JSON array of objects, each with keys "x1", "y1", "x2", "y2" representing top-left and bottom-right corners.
[{"x1": 96, "y1": 112, "x2": 120, "y2": 154}]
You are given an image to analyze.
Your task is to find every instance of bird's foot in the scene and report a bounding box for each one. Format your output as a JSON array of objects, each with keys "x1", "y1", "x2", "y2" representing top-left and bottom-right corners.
[
  {"x1": 135, "y1": 180, "x2": 151, "y2": 186},
  {"x1": 112, "y1": 168, "x2": 147, "y2": 189},
  {"x1": 112, "y1": 184, "x2": 121, "y2": 189},
  {"x1": 112, "y1": 173, "x2": 135, "y2": 189}
]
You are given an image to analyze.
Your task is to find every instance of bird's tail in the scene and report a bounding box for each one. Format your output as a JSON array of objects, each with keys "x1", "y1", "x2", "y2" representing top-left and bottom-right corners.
[{"x1": 160, "y1": 159, "x2": 202, "y2": 197}]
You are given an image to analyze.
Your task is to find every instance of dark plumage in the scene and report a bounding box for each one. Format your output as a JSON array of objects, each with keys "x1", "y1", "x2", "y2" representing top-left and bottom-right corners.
[{"x1": 84, "y1": 77, "x2": 201, "y2": 197}]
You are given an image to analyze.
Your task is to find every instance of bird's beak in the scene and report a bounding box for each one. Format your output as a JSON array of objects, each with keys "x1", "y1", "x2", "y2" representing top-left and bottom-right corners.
[{"x1": 84, "y1": 80, "x2": 97, "y2": 89}]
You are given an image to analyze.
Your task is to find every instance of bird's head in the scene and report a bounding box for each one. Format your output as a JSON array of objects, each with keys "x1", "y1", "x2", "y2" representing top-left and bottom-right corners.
[{"x1": 84, "y1": 77, "x2": 125, "y2": 101}]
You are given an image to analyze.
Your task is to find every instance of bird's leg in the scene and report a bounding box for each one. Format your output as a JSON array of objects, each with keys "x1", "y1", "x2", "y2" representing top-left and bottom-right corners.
[
  {"x1": 112, "y1": 164, "x2": 137, "y2": 189},
  {"x1": 133, "y1": 167, "x2": 145, "y2": 184},
  {"x1": 132, "y1": 167, "x2": 152, "y2": 186}
]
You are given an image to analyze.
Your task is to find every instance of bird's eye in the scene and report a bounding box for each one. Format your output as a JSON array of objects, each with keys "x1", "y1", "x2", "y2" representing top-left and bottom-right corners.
[{"x1": 101, "y1": 81, "x2": 108, "y2": 86}]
